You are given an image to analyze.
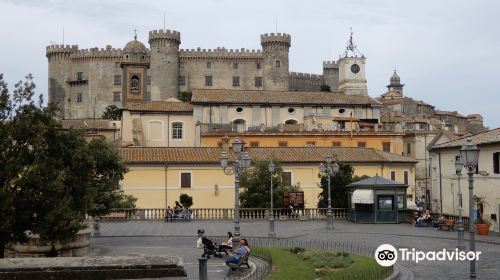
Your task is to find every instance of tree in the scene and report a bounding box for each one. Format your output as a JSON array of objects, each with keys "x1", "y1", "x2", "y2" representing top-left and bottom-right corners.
[
  {"x1": 320, "y1": 85, "x2": 331, "y2": 92},
  {"x1": 178, "y1": 91, "x2": 192, "y2": 102},
  {"x1": 240, "y1": 160, "x2": 301, "y2": 208},
  {"x1": 0, "y1": 74, "x2": 134, "y2": 258},
  {"x1": 317, "y1": 163, "x2": 369, "y2": 208},
  {"x1": 102, "y1": 104, "x2": 121, "y2": 120},
  {"x1": 179, "y1": 193, "x2": 193, "y2": 208}
]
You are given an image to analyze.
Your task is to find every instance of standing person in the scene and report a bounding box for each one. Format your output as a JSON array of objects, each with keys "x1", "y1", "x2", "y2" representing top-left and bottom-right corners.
[
  {"x1": 218, "y1": 232, "x2": 233, "y2": 254},
  {"x1": 166, "y1": 206, "x2": 173, "y2": 222},
  {"x1": 226, "y1": 239, "x2": 249, "y2": 265}
]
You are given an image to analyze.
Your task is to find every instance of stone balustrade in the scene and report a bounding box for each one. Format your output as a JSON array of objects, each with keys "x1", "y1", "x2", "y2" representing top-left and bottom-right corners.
[{"x1": 99, "y1": 208, "x2": 349, "y2": 221}]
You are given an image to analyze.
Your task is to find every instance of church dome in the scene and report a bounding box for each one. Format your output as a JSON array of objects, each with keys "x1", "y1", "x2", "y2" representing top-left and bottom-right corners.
[
  {"x1": 123, "y1": 39, "x2": 147, "y2": 54},
  {"x1": 390, "y1": 70, "x2": 400, "y2": 84}
]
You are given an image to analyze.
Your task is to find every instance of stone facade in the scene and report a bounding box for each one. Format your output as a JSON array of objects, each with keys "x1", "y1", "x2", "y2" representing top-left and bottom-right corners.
[{"x1": 47, "y1": 30, "x2": 368, "y2": 119}]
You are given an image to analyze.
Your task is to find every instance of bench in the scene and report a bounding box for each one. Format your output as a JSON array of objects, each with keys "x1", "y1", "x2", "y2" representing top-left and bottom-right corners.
[
  {"x1": 100, "y1": 212, "x2": 126, "y2": 220},
  {"x1": 439, "y1": 219, "x2": 455, "y2": 231},
  {"x1": 227, "y1": 251, "x2": 250, "y2": 271}
]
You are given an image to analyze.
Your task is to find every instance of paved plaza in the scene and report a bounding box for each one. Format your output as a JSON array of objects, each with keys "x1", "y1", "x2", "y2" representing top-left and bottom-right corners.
[{"x1": 92, "y1": 220, "x2": 500, "y2": 280}]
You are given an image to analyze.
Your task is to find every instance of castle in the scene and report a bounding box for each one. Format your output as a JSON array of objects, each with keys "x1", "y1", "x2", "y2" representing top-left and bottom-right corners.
[{"x1": 46, "y1": 29, "x2": 368, "y2": 119}]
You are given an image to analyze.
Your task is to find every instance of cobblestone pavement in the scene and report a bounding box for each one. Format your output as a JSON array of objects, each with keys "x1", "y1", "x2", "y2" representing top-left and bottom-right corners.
[{"x1": 94, "y1": 220, "x2": 500, "y2": 280}]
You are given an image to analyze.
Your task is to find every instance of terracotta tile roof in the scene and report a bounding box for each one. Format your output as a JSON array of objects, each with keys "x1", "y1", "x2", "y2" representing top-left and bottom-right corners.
[
  {"x1": 61, "y1": 119, "x2": 115, "y2": 130},
  {"x1": 126, "y1": 101, "x2": 193, "y2": 112},
  {"x1": 432, "y1": 128, "x2": 500, "y2": 149},
  {"x1": 118, "y1": 147, "x2": 416, "y2": 164},
  {"x1": 191, "y1": 89, "x2": 381, "y2": 106}
]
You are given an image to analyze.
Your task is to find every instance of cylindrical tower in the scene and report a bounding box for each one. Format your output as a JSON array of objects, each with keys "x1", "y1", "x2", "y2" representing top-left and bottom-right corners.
[
  {"x1": 260, "y1": 33, "x2": 291, "y2": 91},
  {"x1": 148, "y1": 29, "x2": 181, "y2": 100},
  {"x1": 46, "y1": 44, "x2": 78, "y2": 117}
]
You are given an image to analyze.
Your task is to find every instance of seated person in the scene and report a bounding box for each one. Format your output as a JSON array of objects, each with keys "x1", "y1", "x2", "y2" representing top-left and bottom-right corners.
[
  {"x1": 433, "y1": 215, "x2": 446, "y2": 228},
  {"x1": 416, "y1": 210, "x2": 431, "y2": 227},
  {"x1": 218, "y1": 232, "x2": 233, "y2": 254},
  {"x1": 226, "y1": 239, "x2": 249, "y2": 265}
]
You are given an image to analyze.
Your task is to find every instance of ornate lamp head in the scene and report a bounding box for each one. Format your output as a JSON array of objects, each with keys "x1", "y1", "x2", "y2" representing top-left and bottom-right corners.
[
  {"x1": 268, "y1": 161, "x2": 275, "y2": 173},
  {"x1": 220, "y1": 151, "x2": 229, "y2": 169},
  {"x1": 232, "y1": 137, "x2": 243, "y2": 153},
  {"x1": 460, "y1": 138, "x2": 479, "y2": 172}
]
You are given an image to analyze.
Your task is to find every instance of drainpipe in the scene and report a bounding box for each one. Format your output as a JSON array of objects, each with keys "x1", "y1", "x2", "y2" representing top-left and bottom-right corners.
[
  {"x1": 436, "y1": 150, "x2": 443, "y2": 213},
  {"x1": 164, "y1": 162, "x2": 168, "y2": 222}
]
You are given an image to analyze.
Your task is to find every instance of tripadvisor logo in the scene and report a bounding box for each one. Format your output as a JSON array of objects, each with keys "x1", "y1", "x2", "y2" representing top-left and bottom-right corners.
[{"x1": 375, "y1": 244, "x2": 482, "y2": 267}]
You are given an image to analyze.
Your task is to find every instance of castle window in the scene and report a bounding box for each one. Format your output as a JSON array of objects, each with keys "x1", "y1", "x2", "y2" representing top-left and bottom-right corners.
[
  {"x1": 114, "y1": 75, "x2": 121, "y2": 85},
  {"x1": 113, "y1": 92, "x2": 121, "y2": 102},
  {"x1": 338, "y1": 121, "x2": 346, "y2": 130},
  {"x1": 255, "y1": 77, "x2": 262, "y2": 87},
  {"x1": 146, "y1": 76, "x2": 151, "y2": 85},
  {"x1": 233, "y1": 63, "x2": 239, "y2": 69},
  {"x1": 287, "y1": 108, "x2": 295, "y2": 114},
  {"x1": 145, "y1": 92, "x2": 151, "y2": 101},
  {"x1": 207, "y1": 61, "x2": 212, "y2": 69},
  {"x1": 178, "y1": 76, "x2": 185, "y2": 85},
  {"x1": 282, "y1": 172, "x2": 292, "y2": 187},
  {"x1": 357, "y1": 141, "x2": 366, "y2": 148},
  {"x1": 77, "y1": 72, "x2": 83, "y2": 81},
  {"x1": 172, "y1": 122, "x2": 183, "y2": 139},
  {"x1": 406, "y1": 143, "x2": 412, "y2": 155},
  {"x1": 278, "y1": 141, "x2": 288, "y2": 147},
  {"x1": 390, "y1": 171, "x2": 396, "y2": 181},
  {"x1": 404, "y1": 170, "x2": 409, "y2": 185},
  {"x1": 115, "y1": 62, "x2": 121, "y2": 68},
  {"x1": 256, "y1": 62, "x2": 261, "y2": 69},
  {"x1": 382, "y1": 142, "x2": 391, "y2": 153},
  {"x1": 275, "y1": 60, "x2": 281, "y2": 67},
  {"x1": 233, "y1": 76, "x2": 240, "y2": 87},
  {"x1": 338, "y1": 108, "x2": 346, "y2": 115},
  {"x1": 332, "y1": 141, "x2": 342, "y2": 147},
  {"x1": 205, "y1": 76, "x2": 212, "y2": 86},
  {"x1": 180, "y1": 172, "x2": 191, "y2": 188},
  {"x1": 235, "y1": 107, "x2": 244, "y2": 113},
  {"x1": 77, "y1": 93, "x2": 83, "y2": 102},
  {"x1": 131, "y1": 75, "x2": 140, "y2": 92}
]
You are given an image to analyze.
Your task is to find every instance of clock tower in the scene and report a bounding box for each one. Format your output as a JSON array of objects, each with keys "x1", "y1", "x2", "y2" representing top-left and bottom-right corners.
[{"x1": 337, "y1": 29, "x2": 368, "y2": 96}]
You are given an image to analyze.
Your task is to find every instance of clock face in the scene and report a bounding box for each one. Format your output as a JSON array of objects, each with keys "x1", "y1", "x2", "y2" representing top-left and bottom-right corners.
[{"x1": 351, "y1": 64, "x2": 360, "y2": 74}]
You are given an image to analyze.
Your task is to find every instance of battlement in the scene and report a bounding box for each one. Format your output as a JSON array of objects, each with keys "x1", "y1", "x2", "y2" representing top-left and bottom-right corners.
[
  {"x1": 260, "y1": 33, "x2": 291, "y2": 46},
  {"x1": 148, "y1": 29, "x2": 181, "y2": 44},
  {"x1": 46, "y1": 44, "x2": 78, "y2": 54},
  {"x1": 323, "y1": 61, "x2": 339, "y2": 68},
  {"x1": 290, "y1": 72, "x2": 323, "y2": 79},
  {"x1": 180, "y1": 47, "x2": 262, "y2": 59}
]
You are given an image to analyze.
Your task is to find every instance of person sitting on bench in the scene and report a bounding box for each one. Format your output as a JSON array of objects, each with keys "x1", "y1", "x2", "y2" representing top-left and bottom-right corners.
[
  {"x1": 218, "y1": 232, "x2": 233, "y2": 254},
  {"x1": 433, "y1": 215, "x2": 445, "y2": 228},
  {"x1": 226, "y1": 239, "x2": 249, "y2": 265},
  {"x1": 416, "y1": 210, "x2": 431, "y2": 227}
]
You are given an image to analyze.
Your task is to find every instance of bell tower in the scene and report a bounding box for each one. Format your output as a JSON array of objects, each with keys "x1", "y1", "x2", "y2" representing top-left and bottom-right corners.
[{"x1": 337, "y1": 29, "x2": 368, "y2": 96}]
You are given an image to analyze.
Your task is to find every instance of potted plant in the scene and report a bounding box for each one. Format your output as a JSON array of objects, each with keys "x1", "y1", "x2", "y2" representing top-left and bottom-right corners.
[{"x1": 474, "y1": 195, "x2": 491, "y2": 236}]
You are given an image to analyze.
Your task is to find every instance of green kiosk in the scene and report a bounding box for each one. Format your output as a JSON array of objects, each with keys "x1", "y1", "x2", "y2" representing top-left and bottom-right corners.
[{"x1": 347, "y1": 176, "x2": 408, "y2": 223}]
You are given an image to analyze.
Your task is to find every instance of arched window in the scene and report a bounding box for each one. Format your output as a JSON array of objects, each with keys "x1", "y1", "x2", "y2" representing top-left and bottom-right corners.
[
  {"x1": 172, "y1": 122, "x2": 183, "y2": 139},
  {"x1": 131, "y1": 75, "x2": 140, "y2": 92},
  {"x1": 285, "y1": 119, "x2": 298, "y2": 125},
  {"x1": 232, "y1": 119, "x2": 246, "y2": 133}
]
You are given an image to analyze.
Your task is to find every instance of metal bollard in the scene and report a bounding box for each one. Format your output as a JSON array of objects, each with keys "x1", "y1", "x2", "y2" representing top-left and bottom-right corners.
[{"x1": 198, "y1": 258, "x2": 207, "y2": 280}]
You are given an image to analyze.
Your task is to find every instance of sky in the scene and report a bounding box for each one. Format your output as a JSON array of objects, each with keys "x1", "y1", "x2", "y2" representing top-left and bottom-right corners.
[{"x1": 0, "y1": 0, "x2": 498, "y2": 128}]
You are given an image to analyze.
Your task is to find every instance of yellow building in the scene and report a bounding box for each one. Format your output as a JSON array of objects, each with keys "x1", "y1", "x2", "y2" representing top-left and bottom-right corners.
[
  {"x1": 118, "y1": 147, "x2": 416, "y2": 209},
  {"x1": 201, "y1": 132, "x2": 404, "y2": 154}
]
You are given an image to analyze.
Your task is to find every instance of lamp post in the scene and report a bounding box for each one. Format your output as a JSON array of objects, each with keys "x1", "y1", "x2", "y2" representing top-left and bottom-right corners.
[
  {"x1": 460, "y1": 138, "x2": 480, "y2": 279},
  {"x1": 268, "y1": 161, "x2": 276, "y2": 237},
  {"x1": 220, "y1": 137, "x2": 251, "y2": 248},
  {"x1": 454, "y1": 156, "x2": 465, "y2": 250},
  {"x1": 319, "y1": 155, "x2": 340, "y2": 230}
]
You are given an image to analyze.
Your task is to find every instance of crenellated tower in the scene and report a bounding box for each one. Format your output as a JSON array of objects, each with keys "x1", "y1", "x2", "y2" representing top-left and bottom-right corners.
[
  {"x1": 46, "y1": 44, "x2": 78, "y2": 115},
  {"x1": 260, "y1": 33, "x2": 291, "y2": 91},
  {"x1": 322, "y1": 61, "x2": 340, "y2": 91},
  {"x1": 148, "y1": 29, "x2": 181, "y2": 100}
]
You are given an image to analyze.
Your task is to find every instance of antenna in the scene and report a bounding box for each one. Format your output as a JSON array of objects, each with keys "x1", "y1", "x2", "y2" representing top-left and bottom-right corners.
[{"x1": 275, "y1": 15, "x2": 278, "y2": 33}]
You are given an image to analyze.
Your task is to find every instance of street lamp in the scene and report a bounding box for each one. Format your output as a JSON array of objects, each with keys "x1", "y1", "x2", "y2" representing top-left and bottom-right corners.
[
  {"x1": 220, "y1": 137, "x2": 251, "y2": 248},
  {"x1": 319, "y1": 156, "x2": 339, "y2": 230},
  {"x1": 268, "y1": 161, "x2": 276, "y2": 237},
  {"x1": 454, "y1": 156, "x2": 465, "y2": 250},
  {"x1": 459, "y1": 138, "x2": 480, "y2": 279}
]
